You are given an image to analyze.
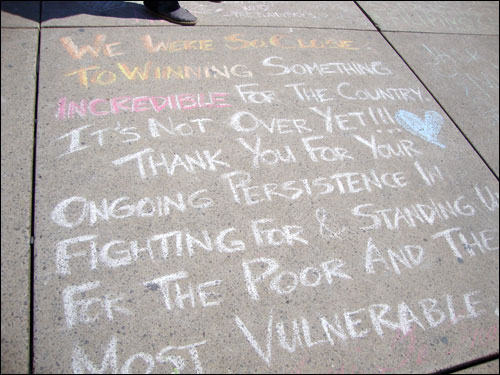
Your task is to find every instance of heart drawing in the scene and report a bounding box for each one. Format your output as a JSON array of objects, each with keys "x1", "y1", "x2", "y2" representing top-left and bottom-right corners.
[{"x1": 395, "y1": 110, "x2": 446, "y2": 148}]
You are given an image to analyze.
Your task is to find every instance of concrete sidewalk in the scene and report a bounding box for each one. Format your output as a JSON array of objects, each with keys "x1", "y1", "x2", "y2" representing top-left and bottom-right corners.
[{"x1": 1, "y1": 1, "x2": 498, "y2": 373}]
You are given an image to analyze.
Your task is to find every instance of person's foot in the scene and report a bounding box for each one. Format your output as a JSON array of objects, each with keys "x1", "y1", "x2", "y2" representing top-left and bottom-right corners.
[{"x1": 144, "y1": 2, "x2": 197, "y2": 25}]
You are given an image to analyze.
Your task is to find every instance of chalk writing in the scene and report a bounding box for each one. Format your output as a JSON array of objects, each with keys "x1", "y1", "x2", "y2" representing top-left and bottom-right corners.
[
  {"x1": 221, "y1": 9, "x2": 323, "y2": 20},
  {"x1": 222, "y1": 168, "x2": 409, "y2": 206},
  {"x1": 36, "y1": 23, "x2": 500, "y2": 375},
  {"x1": 55, "y1": 226, "x2": 246, "y2": 275},
  {"x1": 65, "y1": 64, "x2": 252, "y2": 87},
  {"x1": 315, "y1": 208, "x2": 347, "y2": 240},
  {"x1": 235, "y1": 83, "x2": 278, "y2": 104},
  {"x1": 60, "y1": 35, "x2": 124, "y2": 59},
  {"x1": 55, "y1": 118, "x2": 215, "y2": 158},
  {"x1": 144, "y1": 272, "x2": 223, "y2": 311},
  {"x1": 72, "y1": 335, "x2": 206, "y2": 373},
  {"x1": 352, "y1": 194, "x2": 475, "y2": 231},
  {"x1": 395, "y1": 110, "x2": 446, "y2": 148},
  {"x1": 242, "y1": 257, "x2": 352, "y2": 301},
  {"x1": 230, "y1": 111, "x2": 310, "y2": 135},
  {"x1": 251, "y1": 218, "x2": 308, "y2": 248},
  {"x1": 237, "y1": 137, "x2": 297, "y2": 169},
  {"x1": 293, "y1": 323, "x2": 499, "y2": 374},
  {"x1": 352, "y1": 134, "x2": 422, "y2": 160},
  {"x1": 432, "y1": 227, "x2": 499, "y2": 261},
  {"x1": 375, "y1": 323, "x2": 499, "y2": 374},
  {"x1": 142, "y1": 34, "x2": 214, "y2": 53},
  {"x1": 56, "y1": 94, "x2": 231, "y2": 120},
  {"x1": 302, "y1": 136, "x2": 353, "y2": 162},
  {"x1": 262, "y1": 57, "x2": 390, "y2": 76},
  {"x1": 51, "y1": 190, "x2": 213, "y2": 228},
  {"x1": 361, "y1": 2, "x2": 499, "y2": 32},
  {"x1": 337, "y1": 83, "x2": 427, "y2": 102},
  {"x1": 225, "y1": 34, "x2": 358, "y2": 50},
  {"x1": 309, "y1": 106, "x2": 393, "y2": 131},
  {"x1": 413, "y1": 161, "x2": 444, "y2": 187},
  {"x1": 112, "y1": 148, "x2": 230, "y2": 180},
  {"x1": 474, "y1": 185, "x2": 499, "y2": 211},
  {"x1": 419, "y1": 42, "x2": 500, "y2": 132},
  {"x1": 63, "y1": 281, "x2": 131, "y2": 328},
  {"x1": 235, "y1": 289, "x2": 490, "y2": 367},
  {"x1": 364, "y1": 237, "x2": 424, "y2": 275}
]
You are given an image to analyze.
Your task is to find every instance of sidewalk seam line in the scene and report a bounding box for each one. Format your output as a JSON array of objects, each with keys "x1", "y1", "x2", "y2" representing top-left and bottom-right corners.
[
  {"x1": 377, "y1": 31, "x2": 499, "y2": 180},
  {"x1": 32, "y1": 26, "x2": 498, "y2": 37},
  {"x1": 432, "y1": 352, "x2": 499, "y2": 374},
  {"x1": 354, "y1": 1, "x2": 498, "y2": 180},
  {"x1": 0, "y1": 26, "x2": 40, "y2": 30},
  {"x1": 29, "y1": 2, "x2": 42, "y2": 372},
  {"x1": 37, "y1": 24, "x2": 378, "y2": 31}
]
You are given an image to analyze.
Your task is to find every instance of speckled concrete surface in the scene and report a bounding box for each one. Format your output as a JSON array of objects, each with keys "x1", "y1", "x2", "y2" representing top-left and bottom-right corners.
[
  {"x1": 33, "y1": 25, "x2": 499, "y2": 374},
  {"x1": 1, "y1": 1, "x2": 40, "y2": 28},
  {"x1": 1, "y1": 28, "x2": 38, "y2": 374},
  {"x1": 453, "y1": 359, "x2": 499, "y2": 374},
  {"x1": 1, "y1": 1, "x2": 499, "y2": 374},
  {"x1": 358, "y1": 1, "x2": 499, "y2": 35},
  {"x1": 40, "y1": 1, "x2": 376, "y2": 29},
  {"x1": 383, "y1": 33, "x2": 499, "y2": 177}
]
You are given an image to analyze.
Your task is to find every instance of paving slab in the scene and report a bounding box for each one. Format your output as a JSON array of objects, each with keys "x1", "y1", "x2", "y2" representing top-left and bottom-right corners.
[
  {"x1": 1, "y1": 28, "x2": 39, "y2": 374},
  {"x1": 358, "y1": 1, "x2": 499, "y2": 35},
  {"x1": 40, "y1": 1, "x2": 375, "y2": 29},
  {"x1": 453, "y1": 359, "x2": 499, "y2": 374},
  {"x1": 1, "y1": 1, "x2": 40, "y2": 28},
  {"x1": 34, "y1": 26, "x2": 499, "y2": 374},
  {"x1": 383, "y1": 32, "x2": 499, "y2": 177}
]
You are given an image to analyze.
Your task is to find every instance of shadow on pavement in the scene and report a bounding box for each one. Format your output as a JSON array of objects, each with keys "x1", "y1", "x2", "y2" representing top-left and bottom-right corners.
[
  {"x1": 1, "y1": 1, "x2": 40, "y2": 23},
  {"x1": 2, "y1": 1, "x2": 161, "y2": 24}
]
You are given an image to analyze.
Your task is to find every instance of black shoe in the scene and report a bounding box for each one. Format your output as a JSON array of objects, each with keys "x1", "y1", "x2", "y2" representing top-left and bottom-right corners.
[{"x1": 144, "y1": 1, "x2": 197, "y2": 25}]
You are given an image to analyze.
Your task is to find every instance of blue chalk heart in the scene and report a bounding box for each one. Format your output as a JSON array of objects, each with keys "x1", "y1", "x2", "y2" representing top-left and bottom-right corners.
[{"x1": 395, "y1": 110, "x2": 446, "y2": 148}]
